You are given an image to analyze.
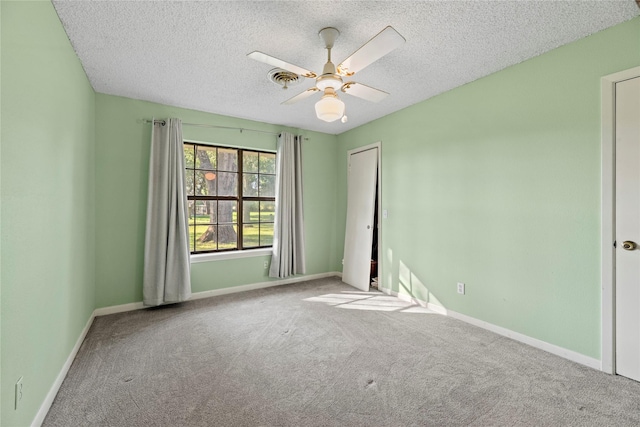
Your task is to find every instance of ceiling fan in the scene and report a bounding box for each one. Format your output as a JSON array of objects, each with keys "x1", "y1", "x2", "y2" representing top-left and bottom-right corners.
[{"x1": 248, "y1": 26, "x2": 405, "y2": 123}]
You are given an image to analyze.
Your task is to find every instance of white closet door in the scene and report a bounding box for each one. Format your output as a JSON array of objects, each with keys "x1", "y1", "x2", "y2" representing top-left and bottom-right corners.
[
  {"x1": 616, "y1": 76, "x2": 640, "y2": 381},
  {"x1": 342, "y1": 148, "x2": 378, "y2": 291}
]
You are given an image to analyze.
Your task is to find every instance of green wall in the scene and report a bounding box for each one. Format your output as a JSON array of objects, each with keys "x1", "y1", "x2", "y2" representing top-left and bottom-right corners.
[
  {"x1": 337, "y1": 17, "x2": 640, "y2": 359},
  {"x1": 1, "y1": 2, "x2": 96, "y2": 425},
  {"x1": 0, "y1": 0, "x2": 4, "y2": 422},
  {"x1": 95, "y1": 95, "x2": 339, "y2": 308},
  {"x1": 0, "y1": 0, "x2": 3, "y2": 422}
]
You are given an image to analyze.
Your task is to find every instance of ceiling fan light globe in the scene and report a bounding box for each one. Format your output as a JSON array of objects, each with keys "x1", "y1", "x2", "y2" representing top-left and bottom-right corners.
[{"x1": 315, "y1": 95, "x2": 345, "y2": 122}]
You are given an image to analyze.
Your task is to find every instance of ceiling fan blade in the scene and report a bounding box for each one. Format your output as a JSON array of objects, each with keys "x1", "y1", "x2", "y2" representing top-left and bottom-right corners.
[
  {"x1": 282, "y1": 87, "x2": 320, "y2": 105},
  {"x1": 247, "y1": 51, "x2": 317, "y2": 78},
  {"x1": 341, "y1": 82, "x2": 389, "y2": 103},
  {"x1": 337, "y1": 26, "x2": 405, "y2": 77}
]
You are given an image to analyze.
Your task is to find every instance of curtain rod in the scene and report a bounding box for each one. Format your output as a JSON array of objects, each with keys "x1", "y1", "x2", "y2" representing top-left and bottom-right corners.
[{"x1": 143, "y1": 119, "x2": 308, "y2": 139}]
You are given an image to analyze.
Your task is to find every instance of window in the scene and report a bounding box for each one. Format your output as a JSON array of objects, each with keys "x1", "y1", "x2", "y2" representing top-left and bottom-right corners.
[{"x1": 184, "y1": 143, "x2": 276, "y2": 253}]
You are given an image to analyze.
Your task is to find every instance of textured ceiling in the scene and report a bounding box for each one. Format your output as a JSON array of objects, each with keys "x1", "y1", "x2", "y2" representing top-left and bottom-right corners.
[{"x1": 52, "y1": 1, "x2": 639, "y2": 135}]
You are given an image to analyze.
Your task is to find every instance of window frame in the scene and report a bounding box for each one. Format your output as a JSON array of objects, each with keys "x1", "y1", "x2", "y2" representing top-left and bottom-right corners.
[{"x1": 184, "y1": 141, "x2": 276, "y2": 254}]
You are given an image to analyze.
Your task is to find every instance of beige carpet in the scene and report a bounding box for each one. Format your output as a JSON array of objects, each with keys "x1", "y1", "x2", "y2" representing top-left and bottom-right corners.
[{"x1": 44, "y1": 277, "x2": 640, "y2": 426}]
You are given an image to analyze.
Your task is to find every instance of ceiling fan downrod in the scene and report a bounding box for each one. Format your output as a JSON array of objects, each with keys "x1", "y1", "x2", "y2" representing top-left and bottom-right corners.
[{"x1": 316, "y1": 27, "x2": 344, "y2": 94}]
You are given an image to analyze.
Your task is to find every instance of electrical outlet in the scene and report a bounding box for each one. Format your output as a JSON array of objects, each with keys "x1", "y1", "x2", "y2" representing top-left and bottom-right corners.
[
  {"x1": 342, "y1": 259, "x2": 344, "y2": 265},
  {"x1": 263, "y1": 261, "x2": 268, "y2": 269},
  {"x1": 15, "y1": 377, "x2": 23, "y2": 410},
  {"x1": 457, "y1": 282, "x2": 465, "y2": 295}
]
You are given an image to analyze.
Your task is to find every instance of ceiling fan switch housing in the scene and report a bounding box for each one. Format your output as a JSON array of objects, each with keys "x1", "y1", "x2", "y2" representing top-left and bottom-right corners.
[{"x1": 322, "y1": 61, "x2": 336, "y2": 76}]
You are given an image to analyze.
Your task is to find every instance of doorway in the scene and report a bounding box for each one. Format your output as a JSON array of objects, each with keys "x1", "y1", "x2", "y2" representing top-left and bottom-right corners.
[
  {"x1": 342, "y1": 143, "x2": 382, "y2": 292},
  {"x1": 370, "y1": 185, "x2": 379, "y2": 289},
  {"x1": 601, "y1": 66, "x2": 640, "y2": 377}
]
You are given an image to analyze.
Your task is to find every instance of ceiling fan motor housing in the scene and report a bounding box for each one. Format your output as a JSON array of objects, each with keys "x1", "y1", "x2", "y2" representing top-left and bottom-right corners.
[{"x1": 316, "y1": 67, "x2": 343, "y2": 91}]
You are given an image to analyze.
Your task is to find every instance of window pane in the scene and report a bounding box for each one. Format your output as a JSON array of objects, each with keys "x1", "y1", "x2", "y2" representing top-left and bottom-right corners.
[
  {"x1": 218, "y1": 148, "x2": 238, "y2": 172},
  {"x1": 243, "y1": 173, "x2": 258, "y2": 197},
  {"x1": 217, "y1": 224, "x2": 238, "y2": 250},
  {"x1": 217, "y1": 200, "x2": 237, "y2": 249},
  {"x1": 259, "y1": 175, "x2": 276, "y2": 197},
  {"x1": 194, "y1": 224, "x2": 217, "y2": 252},
  {"x1": 259, "y1": 152, "x2": 276, "y2": 174},
  {"x1": 195, "y1": 201, "x2": 217, "y2": 224},
  {"x1": 188, "y1": 201, "x2": 196, "y2": 225},
  {"x1": 243, "y1": 224, "x2": 259, "y2": 248},
  {"x1": 195, "y1": 145, "x2": 216, "y2": 170},
  {"x1": 260, "y1": 223, "x2": 274, "y2": 246},
  {"x1": 196, "y1": 170, "x2": 217, "y2": 196},
  {"x1": 218, "y1": 200, "x2": 237, "y2": 224},
  {"x1": 185, "y1": 169, "x2": 195, "y2": 196},
  {"x1": 184, "y1": 144, "x2": 195, "y2": 168},
  {"x1": 261, "y1": 201, "x2": 276, "y2": 222},
  {"x1": 243, "y1": 151, "x2": 259, "y2": 173},
  {"x1": 189, "y1": 225, "x2": 196, "y2": 252},
  {"x1": 243, "y1": 201, "x2": 259, "y2": 224},
  {"x1": 217, "y1": 172, "x2": 237, "y2": 196}
]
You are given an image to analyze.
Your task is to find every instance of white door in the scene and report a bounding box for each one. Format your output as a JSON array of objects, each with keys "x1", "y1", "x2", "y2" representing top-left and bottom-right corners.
[
  {"x1": 343, "y1": 148, "x2": 378, "y2": 291},
  {"x1": 616, "y1": 76, "x2": 640, "y2": 381}
]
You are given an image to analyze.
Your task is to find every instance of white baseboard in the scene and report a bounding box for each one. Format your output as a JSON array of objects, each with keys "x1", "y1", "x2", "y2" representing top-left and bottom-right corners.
[
  {"x1": 94, "y1": 271, "x2": 343, "y2": 317},
  {"x1": 446, "y1": 308, "x2": 601, "y2": 370},
  {"x1": 31, "y1": 311, "x2": 96, "y2": 427},
  {"x1": 93, "y1": 301, "x2": 145, "y2": 317},
  {"x1": 379, "y1": 286, "x2": 601, "y2": 371},
  {"x1": 379, "y1": 286, "x2": 448, "y2": 315},
  {"x1": 190, "y1": 271, "x2": 341, "y2": 301}
]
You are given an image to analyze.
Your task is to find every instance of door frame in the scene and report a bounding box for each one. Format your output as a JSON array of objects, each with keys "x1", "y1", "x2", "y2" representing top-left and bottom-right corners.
[
  {"x1": 346, "y1": 141, "x2": 382, "y2": 289},
  {"x1": 601, "y1": 66, "x2": 640, "y2": 375}
]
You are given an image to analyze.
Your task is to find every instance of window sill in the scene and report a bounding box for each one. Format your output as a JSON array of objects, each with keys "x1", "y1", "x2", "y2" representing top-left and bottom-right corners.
[{"x1": 190, "y1": 248, "x2": 272, "y2": 263}]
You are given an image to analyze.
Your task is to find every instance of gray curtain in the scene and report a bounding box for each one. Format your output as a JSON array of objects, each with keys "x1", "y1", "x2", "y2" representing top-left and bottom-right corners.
[
  {"x1": 143, "y1": 118, "x2": 191, "y2": 306},
  {"x1": 269, "y1": 132, "x2": 306, "y2": 278}
]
